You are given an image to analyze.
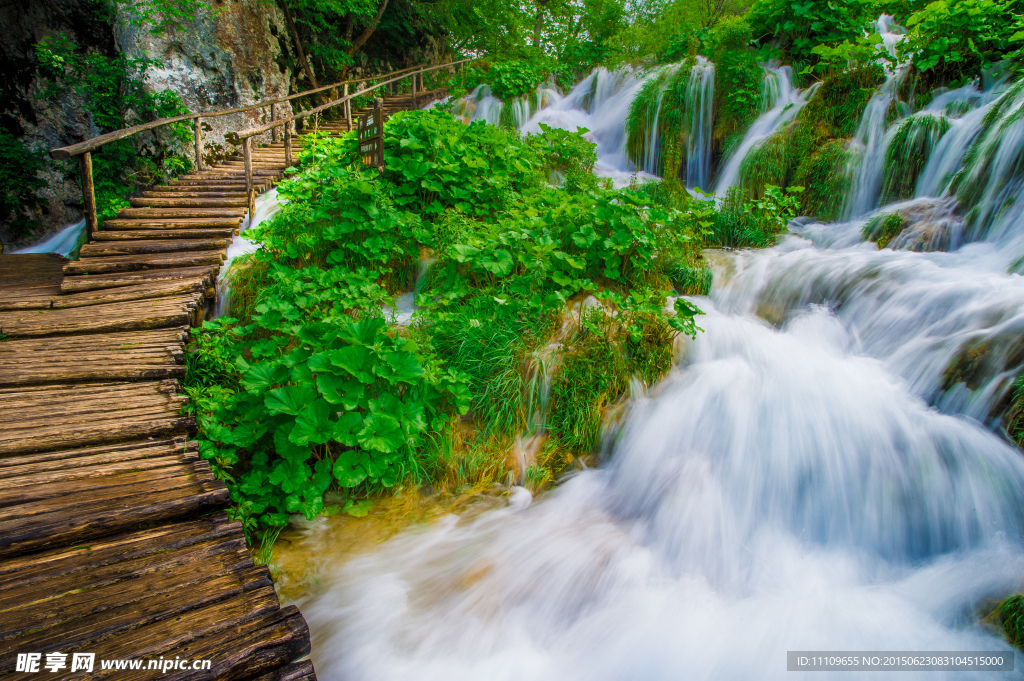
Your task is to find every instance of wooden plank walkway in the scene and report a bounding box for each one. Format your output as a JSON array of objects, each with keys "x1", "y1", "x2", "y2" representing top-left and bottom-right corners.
[{"x1": 0, "y1": 90, "x2": 444, "y2": 680}]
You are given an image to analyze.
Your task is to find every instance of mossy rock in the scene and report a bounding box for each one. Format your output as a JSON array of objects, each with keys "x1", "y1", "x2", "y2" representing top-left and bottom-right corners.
[
  {"x1": 881, "y1": 114, "x2": 951, "y2": 204},
  {"x1": 792, "y1": 139, "x2": 851, "y2": 221},
  {"x1": 862, "y1": 212, "x2": 907, "y2": 249},
  {"x1": 987, "y1": 594, "x2": 1024, "y2": 649}
]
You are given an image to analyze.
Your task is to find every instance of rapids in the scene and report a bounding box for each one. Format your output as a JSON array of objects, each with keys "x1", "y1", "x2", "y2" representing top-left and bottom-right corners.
[{"x1": 285, "y1": 46, "x2": 1024, "y2": 680}]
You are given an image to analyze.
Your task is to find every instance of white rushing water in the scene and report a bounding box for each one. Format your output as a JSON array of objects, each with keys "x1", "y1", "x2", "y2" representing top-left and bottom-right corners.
[
  {"x1": 714, "y1": 65, "x2": 812, "y2": 195},
  {"x1": 293, "y1": 75, "x2": 1024, "y2": 681},
  {"x1": 518, "y1": 67, "x2": 658, "y2": 187},
  {"x1": 12, "y1": 218, "x2": 87, "y2": 257},
  {"x1": 214, "y1": 188, "x2": 282, "y2": 318}
]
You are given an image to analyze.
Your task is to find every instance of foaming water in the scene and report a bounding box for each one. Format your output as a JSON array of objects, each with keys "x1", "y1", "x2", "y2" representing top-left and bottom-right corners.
[
  {"x1": 292, "y1": 65, "x2": 1024, "y2": 681},
  {"x1": 12, "y1": 218, "x2": 87, "y2": 257},
  {"x1": 520, "y1": 67, "x2": 655, "y2": 186},
  {"x1": 214, "y1": 188, "x2": 282, "y2": 318},
  {"x1": 299, "y1": 303, "x2": 1024, "y2": 680}
]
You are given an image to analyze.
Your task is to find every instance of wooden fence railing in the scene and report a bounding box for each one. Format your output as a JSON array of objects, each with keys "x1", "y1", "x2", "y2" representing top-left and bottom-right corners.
[{"x1": 51, "y1": 59, "x2": 472, "y2": 240}]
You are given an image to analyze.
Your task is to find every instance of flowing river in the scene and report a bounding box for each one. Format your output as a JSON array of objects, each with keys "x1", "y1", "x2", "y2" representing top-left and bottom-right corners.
[{"x1": 237, "y1": 39, "x2": 1024, "y2": 676}]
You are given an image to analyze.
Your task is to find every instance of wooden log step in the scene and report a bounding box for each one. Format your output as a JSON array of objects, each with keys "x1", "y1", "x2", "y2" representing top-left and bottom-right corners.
[
  {"x1": 0, "y1": 333, "x2": 187, "y2": 356},
  {"x1": 0, "y1": 438, "x2": 192, "y2": 477},
  {"x1": 116, "y1": 208, "x2": 246, "y2": 220},
  {"x1": 0, "y1": 293, "x2": 201, "y2": 337},
  {"x1": 0, "y1": 465, "x2": 223, "y2": 559},
  {"x1": 94, "y1": 228, "x2": 235, "y2": 241},
  {"x1": 129, "y1": 197, "x2": 249, "y2": 208},
  {"x1": 80, "y1": 239, "x2": 229, "y2": 257},
  {"x1": 0, "y1": 506, "x2": 222, "y2": 578},
  {"x1": 0, "y1": 380, "x2": 184, "y2": 422},
  {"x1": 0, "y1": 363, "x2": 185, "y2": 388},
  {"x1": 3, "y1": 278, "x2": 203, "y2": 311},
  {"x1": 141, "y1": 190, "x2": 247, "y2": 198},
  {"x1": 0, "y1": 407, "x2": 196, "y2": 457},
  {"x1": 64, "y1": 251, "x2": 224, "y2": 275},
  {"x1": 60, "y1": 265, "x2": 218, "y2": 293},
  {"x1": 149, "y1": 185, "x2": 250, "y2": 194},
  {"x1": 102, "y1": 217, "x2": 241, "y2": 230}
]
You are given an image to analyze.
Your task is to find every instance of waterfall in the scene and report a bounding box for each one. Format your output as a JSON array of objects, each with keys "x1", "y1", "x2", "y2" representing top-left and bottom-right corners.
[
  {"x1": 454, "y1": 85, "x2": 504, "y2": 126},
  {"x1": 684, "y1": 56, "x2": 715, "y2": 190},
  {"x1": 845, "y1": 74, "x2": 903, "y2": 217},
  {"x1": 286, "y1": 66, "x2": 1024, "y2": 681},
  {"x1": 214, "y1": 188, "x2": 282, "y2": 318},
  {"x1": 520, "y1": 67, "x2": 657, "y2": 187},
  {"x1": 714, "y1": 65, "x2": 810, "y2": 195},
  {"x1": 12, "y1": 218, "x2": 88, "y2": 257}
]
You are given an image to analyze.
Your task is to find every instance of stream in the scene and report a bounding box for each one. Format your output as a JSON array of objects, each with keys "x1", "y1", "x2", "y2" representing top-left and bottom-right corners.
[{"x1": 273, "y1": 30, "x2": 1024, "y2": 681}]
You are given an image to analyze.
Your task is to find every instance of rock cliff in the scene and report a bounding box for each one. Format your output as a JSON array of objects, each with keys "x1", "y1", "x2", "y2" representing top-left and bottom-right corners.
[{"x1": 0, "y1": 0, "x2": 296, "y2": 249}]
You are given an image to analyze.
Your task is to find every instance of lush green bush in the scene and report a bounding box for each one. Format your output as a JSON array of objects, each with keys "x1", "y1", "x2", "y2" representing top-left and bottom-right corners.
[
  {"x1": 898, "y1": 0, "x2": 1024, "y2": 86},
  {"x1": 191, "y1": 109, "x2": 708, "y2": 539},
  {"x1": 710, "y1": 19, "x2": 765, "y2": 148},
  {"x1": 708, "y1": 185, "x2": 803, "y2": 247},
  {"x1": 746, "y1": 0, "x2": 878, "y2": 69}
]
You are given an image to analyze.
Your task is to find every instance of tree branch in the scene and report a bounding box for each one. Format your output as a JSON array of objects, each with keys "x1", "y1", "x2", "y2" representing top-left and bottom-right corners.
[{"x1": 347, "y1": 0, "x2": 391, "y2": 56}]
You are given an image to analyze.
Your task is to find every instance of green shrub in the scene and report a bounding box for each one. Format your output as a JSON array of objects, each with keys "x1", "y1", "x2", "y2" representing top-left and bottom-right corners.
[
  {"x1": 192, "y1": 110, "x2": 709, "y2": 537},
  {"x1": 990, "y1": 594, "x2": 1024, "y2": 648}
]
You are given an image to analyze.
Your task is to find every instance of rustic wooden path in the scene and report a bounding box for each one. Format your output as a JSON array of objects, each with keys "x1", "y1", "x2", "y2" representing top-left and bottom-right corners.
[{"x1": 0, "y1": 90, "x2": 444, "y2": 680}]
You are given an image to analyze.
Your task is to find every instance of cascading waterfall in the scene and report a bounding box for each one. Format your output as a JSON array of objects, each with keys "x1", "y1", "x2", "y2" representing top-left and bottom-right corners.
[
  {"x1": 287, "y1": 57, "x2": 1024, "y2": 681},
  {"x1": 520, "y1": 67, "x2": 657, "y2": 187},
  {"x1": 12, "y1": 218, "x2": 87, "y2": 257},
  {"x1": 845, "y1": 74, "x2": 905, "y2": 217},
  {"x1": 214, "y1": 188, "x2": 282, "y2": 318},
  {"x1": 684, "y1": 56, "x2": 715, "y2": 190},
  {"x1": 714, "y1": 65, "x2": 811, "y2": 195}
]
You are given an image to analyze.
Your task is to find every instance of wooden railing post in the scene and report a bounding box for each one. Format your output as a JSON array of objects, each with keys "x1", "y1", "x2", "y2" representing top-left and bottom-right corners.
[
  {"x1": 194, "y1": 116, "x2": 204, "y2": 171},
  {"x1": 271, "y1": 103, "x2": 278, "y2": 143},
  {"x1": 243, "y1": 137, "x2": 254, "y2": 218},
  {"x1": 411, "y1": 70, "x2": 418, "y2": 108},
  {"x1": 284, "y1": 119, "x2": 292, "y2": 166},
  {"x1": 79, "y1": 152, "x2": 97, "y2": 241},
  {"x1": 344, "y1": 83, "x2": 351, "y2": 131}
]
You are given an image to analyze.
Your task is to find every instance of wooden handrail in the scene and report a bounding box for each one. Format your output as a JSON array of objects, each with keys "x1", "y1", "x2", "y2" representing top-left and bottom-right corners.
[
  {"x1": 51, "y1": 57, "x2": 473, "y2": 243},
  {"x1": 235, "y1": 59, "x2": 471, "y2": 139},
  {"x1": 50, "y1": 61, "x2": 463, "y2": 160}
]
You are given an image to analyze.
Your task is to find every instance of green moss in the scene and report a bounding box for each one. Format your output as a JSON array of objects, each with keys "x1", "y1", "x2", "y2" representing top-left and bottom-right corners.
[
  {"x1": 792, "y1": 139, "x2": 851, "y2": 221},
  {"x1": 881, "y1": 114, "x2": 951, "y2": 204},
  {"x1": 739, "y1": 128, "x2": 792, "y2": 197},
  {"x1": 548, "y1": 306, "x2": 675, "y2": 455},
  {"x1": 951, "y1": 81, "x2": 1024, "y2": 230},
  {"x1": 862, "y1": 211, "x2": 907, "y2": 248},
  {"x1": 1006, "y1": 373, "x2": 1024, "y2": 448},
  {"x1": 989, "y1": 594, "x2": 1024, "y2": 649},
  {"x1": 669, "y1": 258, "x2": 713, "y2": 295}
]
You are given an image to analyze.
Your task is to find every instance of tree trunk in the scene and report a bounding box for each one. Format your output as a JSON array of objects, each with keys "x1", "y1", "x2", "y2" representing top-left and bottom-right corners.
[
  {"x1": 347, "y1": 0, "x2": 391, "y2": 56},
  {"x1": 533, "y1": 0, "x2": 550, "y2": 49},
  {"x1": 279, "y1": 1, "x2": 319, "y2": 90}
]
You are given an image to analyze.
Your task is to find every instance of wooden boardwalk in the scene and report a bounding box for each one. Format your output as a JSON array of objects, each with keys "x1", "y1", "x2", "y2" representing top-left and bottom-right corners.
[{"x1": 0, "y1": 91, "x2": 442, "y2": 680}]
